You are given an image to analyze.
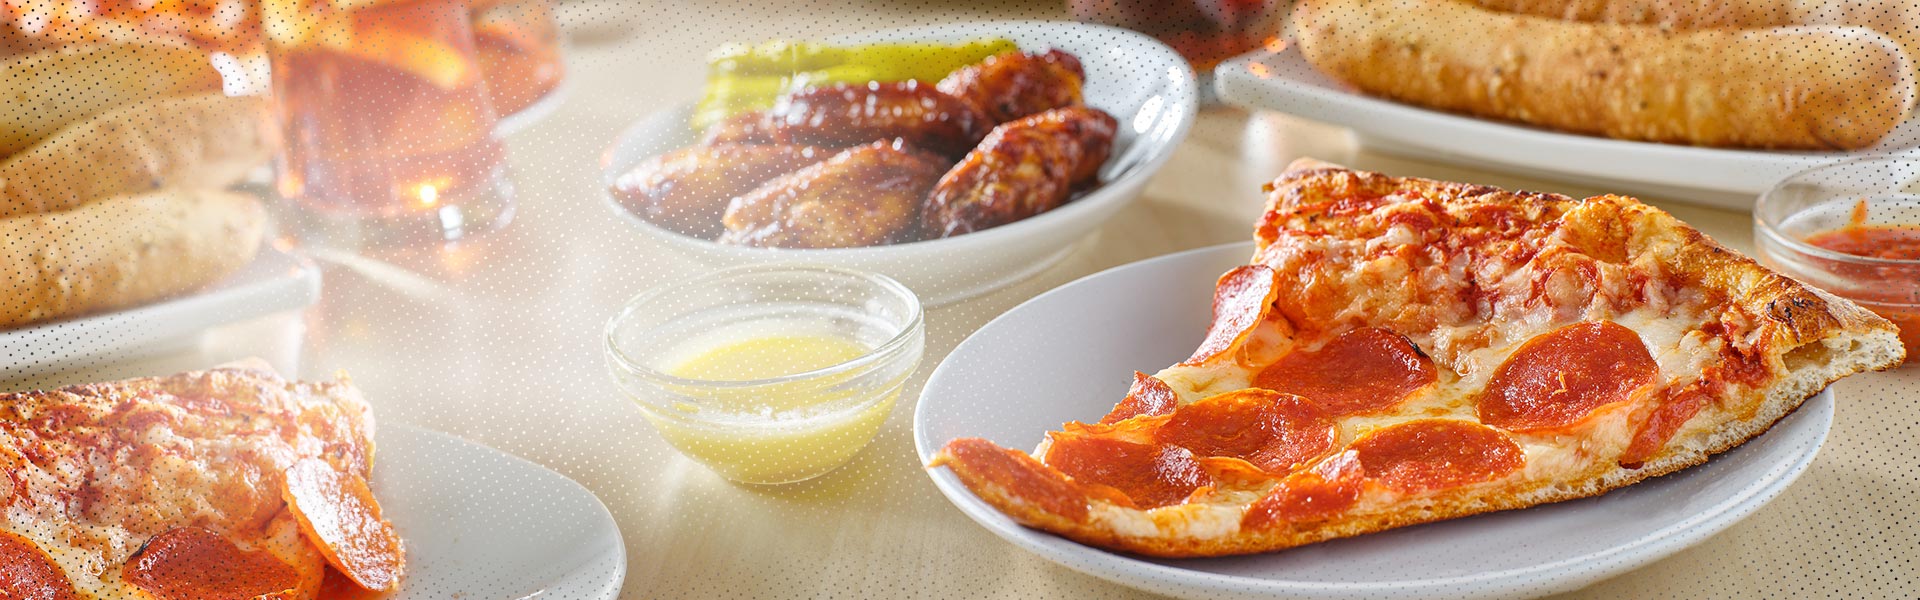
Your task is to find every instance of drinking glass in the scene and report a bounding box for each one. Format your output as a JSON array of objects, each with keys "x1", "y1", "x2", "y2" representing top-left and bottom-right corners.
[
  {"x1": 267, "y1": 0, "x2": 514, "y2": 247},
  {"x1": 1068, "y1": 0, "x2": 1286, "y2": 72}
]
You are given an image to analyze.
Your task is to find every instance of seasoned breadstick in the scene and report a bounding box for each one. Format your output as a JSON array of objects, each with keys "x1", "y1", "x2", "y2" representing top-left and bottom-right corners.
[
  {"x1": 1293, "y1": 0, "x2": 1916, "y2": 150},
  {"x1": 0, "y1": 93, "x2": 272, "y2": 219},
  {"x1": 1467, "y1": 0, "x2": 1796, "y2": 28},
  {"x1": 1470, "y1": 0, "x2": 1920, "y2": 98},
  {"x1": 0, "y1": 43, "x2": 223, "y2": 155},
  {"x1": 0, "y1": 189, "x2": 263, "y2": 328}
]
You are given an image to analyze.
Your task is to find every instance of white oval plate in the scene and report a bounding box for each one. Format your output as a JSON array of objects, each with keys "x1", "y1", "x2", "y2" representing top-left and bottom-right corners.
[
  {"x1": 600, "y1": 21, "x2": 1198, "y2": 306},
  {"x1": 1214, "y1": 43, "x2": 1920, "y2": 210},
  {"x1": 377, "y1": 424, "x2": 625, "y2": 599},
  {"x1": 915, "y1": 242, "x2": 1832, "y2": 600}
]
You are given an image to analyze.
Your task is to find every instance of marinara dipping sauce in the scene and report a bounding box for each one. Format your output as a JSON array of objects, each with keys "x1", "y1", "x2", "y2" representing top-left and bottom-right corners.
[
  {"x1": 1757, "y1": 158, "x2": 1920, "y2": 366},
  {"x1": 1797, "y1": 203, "x2": 1920, "y2": 362}
]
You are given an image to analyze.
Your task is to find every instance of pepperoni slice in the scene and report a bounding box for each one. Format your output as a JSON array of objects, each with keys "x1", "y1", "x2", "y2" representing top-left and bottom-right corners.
[
  {"x1": 1100, "y1": 372, "x2": 1178, "y2": 424},
  {"x1": 282, "y1": 458, "x2": 404, "y2": 592},
  {"x1": 1253, "y1": 327, "x2": 1437, "y2": 416},
  {"x1": 936, "y1": 438, "x2": 1091, "y2": 521},
  {"x1": 1154, "y1": 389, "x2": 1337, "y2": 475},
  {"x1": 122, "y1": 527, "x2": 302, "y2": 600},
  {"x1": 1042, "y1": 434, "x2": 1208, "y2": 509},
  {"x1": 1350, "y1": 420, "x2": 1524, "y2": 494},
  {"x1": 1241, "y1": 451, "x2": 1366, "y2": 529},
  {"x1": 319, "y1": 567, "x2": 391, "y2": 600},
  {"x1": 1478, "y1": 321, "x2": 1658, "y2": 432},
  {"x1": 1183, "y1": 265, "x2": 1279, "y2": 365},
  {"x1": 0, "y1": 530, "x2": 78, "y2": 600},
  {"x1": 1195, "y1": 456, "x2": 1278, "y2": 487}
]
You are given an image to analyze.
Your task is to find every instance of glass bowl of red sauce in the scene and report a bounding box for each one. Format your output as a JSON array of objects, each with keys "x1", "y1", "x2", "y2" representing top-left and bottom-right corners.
[{"x1": 1756, "y1": 157, "x2": 1920, "y2": 365}]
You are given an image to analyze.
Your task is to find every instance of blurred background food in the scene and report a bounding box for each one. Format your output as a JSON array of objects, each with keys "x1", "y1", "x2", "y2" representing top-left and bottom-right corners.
[
  {"x1": 0, "y1": 41, "x2": 267, "y2": 327},
  {"x1": 613, "y1": 43, "x2": 1117, "y2": 249},
  {"x1": 692, "y1": 38, "x2": 1017, "y2": 131},
  {"x1": 1068, "y1": 0, "x2": 1285, "y2": 71},
  {"x1": 1289, "y1": 0, "x2": 1919, "y2": 150},
  {"x1": 0, "y1": 0, "x2": 564, "y2": 115}
]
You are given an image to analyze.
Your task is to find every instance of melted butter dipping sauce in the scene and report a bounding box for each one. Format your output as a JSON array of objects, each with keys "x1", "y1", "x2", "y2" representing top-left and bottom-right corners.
[{"x1": 641, "y1": 332, "x2": 898, "y2": 483}]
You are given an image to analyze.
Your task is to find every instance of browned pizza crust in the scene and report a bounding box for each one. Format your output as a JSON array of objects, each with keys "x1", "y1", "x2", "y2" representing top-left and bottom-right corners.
[{"x1": 936, "y1": 159, "x2": 1903, "y2": 558}]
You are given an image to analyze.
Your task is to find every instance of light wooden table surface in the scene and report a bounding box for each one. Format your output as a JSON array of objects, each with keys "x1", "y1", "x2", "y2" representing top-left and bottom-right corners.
[{"x1": 15, "y1": 1, "x2": 1915, "y2": 598}]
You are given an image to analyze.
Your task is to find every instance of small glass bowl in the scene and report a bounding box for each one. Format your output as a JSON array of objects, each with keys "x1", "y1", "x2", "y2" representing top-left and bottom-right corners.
[
  {"x1": 1755, "y1": 157, "x2": 1920, "y2": 364},
  {"x1": 604, "y1": 264, "x2": 924, "y2": 484}
]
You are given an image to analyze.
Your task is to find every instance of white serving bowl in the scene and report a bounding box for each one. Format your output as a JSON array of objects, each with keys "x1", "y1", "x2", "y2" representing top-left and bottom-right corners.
[{"x1": 600, "y1": 20, "x2": 1198, "y2": 306}]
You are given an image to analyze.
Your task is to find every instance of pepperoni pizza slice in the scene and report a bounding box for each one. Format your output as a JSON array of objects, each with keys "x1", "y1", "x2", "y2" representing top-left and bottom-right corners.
[
  {"x1": 931, "y1": 159, "x2": 1906, "y2": 557},
  {"x1": 0, "y1": 364, "x2": 403, "y2": 598}
]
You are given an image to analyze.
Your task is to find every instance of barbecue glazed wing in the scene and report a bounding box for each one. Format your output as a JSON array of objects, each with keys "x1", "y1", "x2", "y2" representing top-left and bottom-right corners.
[
  {"x1": 721, "y1": 139, "x2": 949, "y2": 248},
  {"x1": 937, "y1": 49, "x2": 1086, "y2": 124},
  {"x1": 700, "y1": 110, "x2": 775, "y2": 146},
  {"x1": 923, "y1": 106, "x2": 1117, "y2": 238},
  {"x1": 761, "y1": 81, "x2": 991, "y2": 158},
  {"x1": 611, "y1": 144, "x2": 826, "y2": 237}
]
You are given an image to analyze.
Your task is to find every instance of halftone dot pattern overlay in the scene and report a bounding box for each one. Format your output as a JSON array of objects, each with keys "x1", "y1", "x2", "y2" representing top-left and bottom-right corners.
[{"x1": 0, "y1": 1, "x2": 1912, "y2": 600}]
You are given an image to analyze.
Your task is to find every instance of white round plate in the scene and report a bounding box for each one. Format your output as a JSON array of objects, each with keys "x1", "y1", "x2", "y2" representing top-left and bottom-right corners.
[
  {"x1": 600, "y1": 21, "x2": 1198, "y2": 306},
  {"x1": 376, "y1": 424, "x2": 625, "y2": 599},
  {"x1": 915, "y1": 242, "x2": 1833, "y2": 600},
  {"x1": 1214, "y1": 44, "x2": 1920, "y2": 210}
]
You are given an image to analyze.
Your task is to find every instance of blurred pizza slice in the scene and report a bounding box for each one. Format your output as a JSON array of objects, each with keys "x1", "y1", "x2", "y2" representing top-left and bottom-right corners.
[
  {"x1": 932, "y1": 159, "x2": 1905, "y2": 557},
  {"x1": 0, "y1": 364, "x2": 403, "y2": 598}
]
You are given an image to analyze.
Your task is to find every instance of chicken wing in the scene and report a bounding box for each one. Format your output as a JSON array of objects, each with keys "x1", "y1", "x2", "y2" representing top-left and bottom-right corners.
[
  {"x1": 699, "y1": 111, "x2": 775, "y2": 146},
  {"x1": 936, "y1": 49, "x2": 1086, "y2": 124},
  {"x1": 611, "y1": 144, "x2": 826, "y2": 238},
  {"x1": 721, "y1": 139, "x2": 950, "y2": 248},
  {"x1": 922, "y1": 106, "x2": 1118, "y2": 238},
  {"x1": 762, "y1": 81, "x2": 991, "y2": 158}
]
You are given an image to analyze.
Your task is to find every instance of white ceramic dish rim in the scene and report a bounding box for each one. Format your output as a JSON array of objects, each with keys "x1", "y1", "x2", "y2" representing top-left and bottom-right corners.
[
  {"x1": 913, "y1": 241, "x2": 1832, "y2": 598},
  {"x1": 379, "y1": 423, "x2": 626, "y2": 599},
  {"x1": 596, "y1": 20, "x2": 1199, "y2": 260}
]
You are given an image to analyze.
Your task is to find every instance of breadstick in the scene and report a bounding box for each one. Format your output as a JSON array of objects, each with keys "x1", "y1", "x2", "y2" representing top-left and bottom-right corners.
[
  {"x1": 1292, "y1": 0, "x2": 1916, "y2": 150},
  {"x1": 0, "y1": 43, "x2": 224, "y2": 155},
  {"x1": 1470, "y1": 0, "x2": 1920, "y2": 96},
  {"x1": 1467, "y1": 0, "x2": 1797, "y2": 28},
  {"x1": 0, "y1": 189, "x2": 264, "y2": 329},
  {"x1": 0, "y1": 93, "x2": 272, "y2": 219}
]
